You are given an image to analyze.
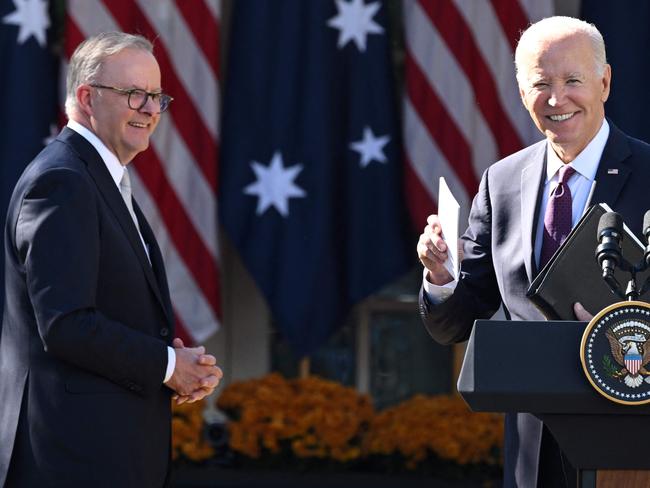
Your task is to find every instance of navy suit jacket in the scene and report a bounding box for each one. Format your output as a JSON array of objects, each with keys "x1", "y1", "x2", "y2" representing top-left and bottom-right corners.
[
  {"x1": 0, "y1": 128, "x2": 175, "y2": 487},
  {"x1": 419, "y1": 121, "x2": 650, "y2": 488}
]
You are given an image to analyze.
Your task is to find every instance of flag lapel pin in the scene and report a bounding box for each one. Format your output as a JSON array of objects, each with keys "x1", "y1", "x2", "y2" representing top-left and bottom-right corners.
[{"x1": 607, "y1": 168, "x2": 619, "y2": 175}]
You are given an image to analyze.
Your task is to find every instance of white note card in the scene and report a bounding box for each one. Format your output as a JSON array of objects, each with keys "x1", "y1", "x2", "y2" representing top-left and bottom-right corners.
[{"x1": 438, "y1": 177, "x2": 460, "y2": 280}]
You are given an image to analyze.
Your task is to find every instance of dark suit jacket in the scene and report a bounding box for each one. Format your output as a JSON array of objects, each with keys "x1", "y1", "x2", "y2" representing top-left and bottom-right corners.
[
  {"x1": 419, "y1": 121, "x2": 650, "y2": 488},
  {"x1": 0, "y1": 128, "x2": 175, "y2": 487}
]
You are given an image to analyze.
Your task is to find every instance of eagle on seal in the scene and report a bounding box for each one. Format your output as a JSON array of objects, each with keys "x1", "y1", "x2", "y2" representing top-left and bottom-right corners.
[{"x1": 605, "y1": 329, "x2": 650, "y2": 388}]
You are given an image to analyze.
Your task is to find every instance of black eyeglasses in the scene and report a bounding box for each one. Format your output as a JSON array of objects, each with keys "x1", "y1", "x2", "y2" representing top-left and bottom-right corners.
[{"x1": 90, "y1": 84, "x2": 174, "y2": 113}]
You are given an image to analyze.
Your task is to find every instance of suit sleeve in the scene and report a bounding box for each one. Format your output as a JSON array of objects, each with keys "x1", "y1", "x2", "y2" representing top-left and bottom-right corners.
[
  {"x1": 15, "y1": 168, "x2": 167, "y2": 395},
  {"x1": 419, "y1": 167, "x2": 502, "y2": 344}
]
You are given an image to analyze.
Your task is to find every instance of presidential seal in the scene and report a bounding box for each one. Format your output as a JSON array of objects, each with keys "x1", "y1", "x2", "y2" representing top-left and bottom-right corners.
[{"x1": 580, "y1": 301, "x2": 650, "y2": 405}]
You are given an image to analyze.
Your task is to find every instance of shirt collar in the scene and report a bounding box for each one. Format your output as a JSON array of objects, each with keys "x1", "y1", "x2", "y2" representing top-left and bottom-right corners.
[
  {"x1": 545, "y1": 119, "x2": 610, "y2": 182},
  {"x1": 67, "y1": 119, "x2": 125, "y2": 188}
]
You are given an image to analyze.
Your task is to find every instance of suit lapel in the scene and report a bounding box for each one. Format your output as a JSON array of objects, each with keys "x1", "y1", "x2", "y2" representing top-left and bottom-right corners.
[
  {"x1": 590, "y1": 122, "x2": 632, "y2": 209},
  {"x1": 519, "y1": 121, "x2": 631, "y2": 283},
  {"x1": 58, "y1": 128, "x2": 170, "y2": 321},
  {"x1": 520, "y1": 142, "x2": 547, "y2": 283},
  {"x1": 134, "y1": 200, "x2": 174, "y2": 325}
]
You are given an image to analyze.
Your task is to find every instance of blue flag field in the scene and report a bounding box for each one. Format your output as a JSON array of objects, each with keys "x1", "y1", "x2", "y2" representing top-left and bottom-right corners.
[{"x1": 220, "y1": 0, "x2": 412, "y2": 357}]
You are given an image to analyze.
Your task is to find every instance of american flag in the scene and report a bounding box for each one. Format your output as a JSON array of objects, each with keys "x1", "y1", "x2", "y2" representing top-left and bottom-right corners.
[
  {"x1": 64, "y1": 0, "x2": 221, "y2": 344},
  {"x1": 402, "y1": 0, "x2": 553, "y2": 227}
]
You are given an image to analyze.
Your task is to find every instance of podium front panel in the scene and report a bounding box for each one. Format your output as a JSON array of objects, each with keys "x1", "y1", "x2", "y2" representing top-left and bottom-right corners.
[{"x1": 458, "y1": 320, "x2": 650, "y2": 415}]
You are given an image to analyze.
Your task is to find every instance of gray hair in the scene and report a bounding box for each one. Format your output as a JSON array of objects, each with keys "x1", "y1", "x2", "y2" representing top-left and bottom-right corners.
[
  {"x1": 65, "y1": 32, "x2": 153, "y2": 117},
  {"x1": 515, "y1": 16, "x2": 607, "y2": 89}
]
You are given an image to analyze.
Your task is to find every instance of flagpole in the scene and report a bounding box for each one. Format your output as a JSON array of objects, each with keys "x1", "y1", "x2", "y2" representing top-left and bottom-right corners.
[{"x1": 299, "y1": 356, "x2": 311, "y2": 378}]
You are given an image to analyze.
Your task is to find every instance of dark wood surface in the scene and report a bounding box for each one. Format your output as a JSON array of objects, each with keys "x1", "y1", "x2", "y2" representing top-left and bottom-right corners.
[{"x1": 597, "y1": 470, "x2": 650, "y2": 488}]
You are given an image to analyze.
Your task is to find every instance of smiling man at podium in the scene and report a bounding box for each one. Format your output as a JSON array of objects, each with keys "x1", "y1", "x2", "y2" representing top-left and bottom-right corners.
[{"x1": 417, "y1": 16, "x2": 650, "y2": 488}]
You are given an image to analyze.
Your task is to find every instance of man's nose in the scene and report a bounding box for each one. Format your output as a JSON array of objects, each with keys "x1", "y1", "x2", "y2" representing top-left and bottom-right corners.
[
  {"x1": 547, "y1": 85, "x2": 566, "y2": 107},
  {"x1": 139, "y1": 94, "x2": 159, "y2": 115}
]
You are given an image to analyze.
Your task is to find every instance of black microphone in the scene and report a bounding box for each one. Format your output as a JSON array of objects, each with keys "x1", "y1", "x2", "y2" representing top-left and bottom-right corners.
[
  {"x1": 643, "y1": 210, "x2": 650, "y2": 267},
  {"x1": 596, "y1": 212, "x2": 623, "y2": 280}
]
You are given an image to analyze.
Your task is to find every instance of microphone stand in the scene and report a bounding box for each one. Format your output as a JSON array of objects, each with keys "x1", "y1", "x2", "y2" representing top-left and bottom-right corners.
[
  {"x1": 597, "y1": 211, "x2": 650, "y2": 302},
  {"x1": 610, "y1": 258, "x2": 650, "y2": 302},
  {"x1": 624, "y1": 269, "x2": 638, "y2": 301},
  {"x1": 601, "y1": 257, "x2": 642, "y2": 302},
  {"x1": 636, "y1": 263, "x2": 650, "y2": 300}
]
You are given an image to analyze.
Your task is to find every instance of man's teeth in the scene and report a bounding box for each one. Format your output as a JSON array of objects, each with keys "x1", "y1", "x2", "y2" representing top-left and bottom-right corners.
[
  {"x1": 129, "y1": 122, "x2": 147, "y2": 128},
  {"x1": 549, "y1": 113, "x2": 574, "y2": 122}
]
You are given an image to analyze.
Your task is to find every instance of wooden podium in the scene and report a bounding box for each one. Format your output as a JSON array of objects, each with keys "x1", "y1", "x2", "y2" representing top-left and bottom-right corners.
[{"x1": 458, "y1": 320, "x2": 650, "y2": 487}]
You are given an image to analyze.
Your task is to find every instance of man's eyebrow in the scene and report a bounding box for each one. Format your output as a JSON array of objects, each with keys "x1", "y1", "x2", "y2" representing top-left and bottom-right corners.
[{"x1": 125, "y1": 84, "x2": 163, "y2": 93}]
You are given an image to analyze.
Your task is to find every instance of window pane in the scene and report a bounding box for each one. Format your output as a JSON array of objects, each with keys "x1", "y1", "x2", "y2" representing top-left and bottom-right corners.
[{"x1": 369, "y1": 308, "x2": 452, "y2": 409}]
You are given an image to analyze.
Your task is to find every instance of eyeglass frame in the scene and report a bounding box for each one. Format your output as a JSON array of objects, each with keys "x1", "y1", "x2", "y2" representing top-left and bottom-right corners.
[{"x1": 89, "y1": 83, "x2": 174, "y2": 113}]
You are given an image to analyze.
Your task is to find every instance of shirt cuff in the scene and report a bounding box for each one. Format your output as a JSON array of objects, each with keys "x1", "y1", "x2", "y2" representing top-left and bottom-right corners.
[
  {"x1": 163, "y1": 346, "x2": 176, "y2": 384},
  {"x1": 422, "y1": 267, "x2": 457, "y2": 304}
]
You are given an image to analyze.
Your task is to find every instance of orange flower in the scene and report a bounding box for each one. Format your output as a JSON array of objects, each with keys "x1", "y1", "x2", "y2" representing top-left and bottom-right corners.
[
  {"x1": 216, "y1": 375, "x2": 503, "y2": 471},
  {"x1": 363, "y1": 394, "x2": 503, "y2": 469},
  {"x1": 217, "y1": 374, "x2": 373, "y2": 462},
  {"x1": 171, "y1": 400, "x2": 215, "y2": 463}
]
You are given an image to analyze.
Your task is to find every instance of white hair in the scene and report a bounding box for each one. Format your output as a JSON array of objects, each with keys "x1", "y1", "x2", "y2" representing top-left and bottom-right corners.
[
  {"x1": 515, "y1": 16, "x2": 607, "y2": 89},
  {"x1": 65, "y1": 32, "x2": 153, "y2": 117}
]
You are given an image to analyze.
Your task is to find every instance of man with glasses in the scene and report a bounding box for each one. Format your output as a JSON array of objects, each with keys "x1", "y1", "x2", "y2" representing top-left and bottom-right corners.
[{"x1": 0, "y1": 32, "x2": 220, "y2": 487}]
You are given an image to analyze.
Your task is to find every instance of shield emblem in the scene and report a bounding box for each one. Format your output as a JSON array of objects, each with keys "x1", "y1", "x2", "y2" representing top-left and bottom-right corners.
[{"x1": 625, "y1": 353, "x2": 642, "y2": 375}]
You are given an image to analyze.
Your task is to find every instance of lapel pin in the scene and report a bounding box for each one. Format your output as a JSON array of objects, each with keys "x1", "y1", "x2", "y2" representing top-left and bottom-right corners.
[{"x1": 607, "y1": 168, "x2": 619, "y2": 175}]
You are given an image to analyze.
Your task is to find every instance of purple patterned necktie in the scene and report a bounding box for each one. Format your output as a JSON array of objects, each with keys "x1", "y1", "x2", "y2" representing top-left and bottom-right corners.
[{"x1": 540, "y1": 165, "x2": 576, "y2": 268}]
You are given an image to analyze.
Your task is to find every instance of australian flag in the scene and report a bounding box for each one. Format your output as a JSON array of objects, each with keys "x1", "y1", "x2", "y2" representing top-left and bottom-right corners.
[
  {"x1": 0, "y1": 0, "x2": 58, "y2": 316},
  {"x1": 220, "y1": 0, "x2": 412, "y2": 357}
]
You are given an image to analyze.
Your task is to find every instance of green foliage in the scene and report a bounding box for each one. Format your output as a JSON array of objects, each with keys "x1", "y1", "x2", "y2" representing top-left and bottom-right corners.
[{"x1": 602, "y1": 355, "x2": 619, "y2": 378}]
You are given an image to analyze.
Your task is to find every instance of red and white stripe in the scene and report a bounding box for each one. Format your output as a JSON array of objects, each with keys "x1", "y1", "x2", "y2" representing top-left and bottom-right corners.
[
  {"x1": 625, "y1": 356, "x2": 642, "y2": 376},
  {"x1": 64, "y1": 0, "x2": 221, "y2": 343},
  {"x1": 403, "y1": 0, "x2": 553, "y2": 228}
]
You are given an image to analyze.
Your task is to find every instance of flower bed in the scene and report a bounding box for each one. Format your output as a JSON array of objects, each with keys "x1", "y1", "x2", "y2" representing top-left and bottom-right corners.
[
  {"x1": 216, "y1": 373, "x2": 373, "y2": 466},
  {"x1": 363, "y1": 394, "x2": 503, "y2": 477},
  {"x1": 172, "y1": 373, "x2": 503, "y2": 480},
  {"x1": 172, "y1": 400, "x2": 214, "y2": 463}
]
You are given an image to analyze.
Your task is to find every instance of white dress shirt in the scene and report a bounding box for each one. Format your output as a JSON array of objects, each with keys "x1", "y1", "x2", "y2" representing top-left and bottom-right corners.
[
  {"x1": 423, "y1": 119, "x2": 609, "y2": 302},
  {"x1": 533, "y1": 119, "x2": 608, "y2": 265},
  {"x1": 66, "y1": 120, "x2": 176, "y2": 383}
]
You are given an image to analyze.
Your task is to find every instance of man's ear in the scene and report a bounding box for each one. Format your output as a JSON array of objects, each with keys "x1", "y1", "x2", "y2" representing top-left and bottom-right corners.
[
  {"x1": 601, "y1": 64, "x2": 612, "y2": 103},
  {"x1": 76, "y1": 84, "x2": 93, "y2": 117}
]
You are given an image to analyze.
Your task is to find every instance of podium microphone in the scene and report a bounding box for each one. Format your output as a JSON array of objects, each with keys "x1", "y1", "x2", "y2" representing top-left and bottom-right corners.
[
  {"x1": 644, "y1": 210, "x2": 650, "y2": 268},
  {"x1": 596, "y1": 211, "x2": 623, "y2": 280}
]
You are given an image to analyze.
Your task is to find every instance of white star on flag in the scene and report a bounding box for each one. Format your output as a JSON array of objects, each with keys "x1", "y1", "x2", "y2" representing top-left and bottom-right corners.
[
  {"x1": 349, "y1": 126, "x2": 390, "y2": 167},
  {"x1": 327, "y1": 0, "x2": 384, "y2": 52},
  {"x1": 244, "y1": 151, "x2": 307, "y2": 217},
  {"x1": 2, "y1": 0, "x2": 50, "y2": 48}
]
